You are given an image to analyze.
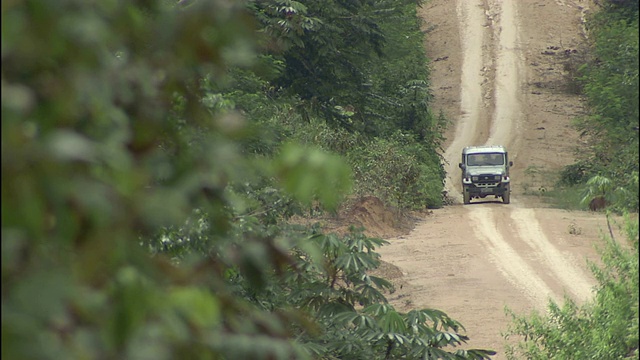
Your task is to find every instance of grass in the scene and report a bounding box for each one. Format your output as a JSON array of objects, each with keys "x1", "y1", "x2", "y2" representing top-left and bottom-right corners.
[
  {"x1": 519, "y1": 164, "x2": 588, "y2": 210},
  {"x1": 536, "y1": 185, "x2": 586, "y2": 210}
]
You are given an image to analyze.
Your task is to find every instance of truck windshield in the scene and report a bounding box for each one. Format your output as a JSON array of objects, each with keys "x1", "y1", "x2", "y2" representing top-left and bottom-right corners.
[{"x1": 467, "y1": 153, "x2": 504, "y2": 166}]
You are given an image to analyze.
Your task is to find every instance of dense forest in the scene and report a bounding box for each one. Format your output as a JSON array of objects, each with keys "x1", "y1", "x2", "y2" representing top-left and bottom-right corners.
[{"x1": 2, "y1": 0, "x2": 637, "y2": 359}]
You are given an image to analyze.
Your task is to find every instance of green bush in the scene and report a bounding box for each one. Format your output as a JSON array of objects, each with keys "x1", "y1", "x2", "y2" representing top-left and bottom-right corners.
[{"x1": 347, "y1": 131, "x2": 444, "y2": 210}]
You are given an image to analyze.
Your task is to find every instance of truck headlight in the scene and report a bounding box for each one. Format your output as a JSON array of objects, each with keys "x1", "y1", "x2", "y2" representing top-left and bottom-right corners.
[
  {"x1": 494, "y1": 175, "x2": 501, "y2": 180},
  {"x1": 472, "y1": 176, "x2": 479, "y2": 181}
]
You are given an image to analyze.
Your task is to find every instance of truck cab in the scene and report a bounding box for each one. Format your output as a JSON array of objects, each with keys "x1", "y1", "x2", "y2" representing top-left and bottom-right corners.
[{"x1": 458, "y1": 145, "x2": 513, "y2": 204}]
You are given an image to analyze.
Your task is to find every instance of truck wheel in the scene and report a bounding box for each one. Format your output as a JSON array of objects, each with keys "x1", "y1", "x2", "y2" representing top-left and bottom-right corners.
[
  {"x1": 502, "y1": 191, "x2": 510, "y2": 204},
  {"x1": 463, "y1": 191, "x2": 471, "y2": 205}
]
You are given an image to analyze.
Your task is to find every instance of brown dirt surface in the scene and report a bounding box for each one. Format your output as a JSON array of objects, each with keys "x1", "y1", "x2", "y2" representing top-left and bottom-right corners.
[{"x1": 325, "y1": 1, "x2": 633, "y2": 359}]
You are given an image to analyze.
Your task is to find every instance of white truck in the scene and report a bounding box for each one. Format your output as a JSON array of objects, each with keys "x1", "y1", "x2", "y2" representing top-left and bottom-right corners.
[{"x1": 458, "y1": 145, "x2": 513, "y2": 204}]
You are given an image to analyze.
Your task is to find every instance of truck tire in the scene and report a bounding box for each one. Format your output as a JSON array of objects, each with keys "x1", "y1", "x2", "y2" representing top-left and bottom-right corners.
[
  {"x1": 463, "y1": 191, "x2": 471, "y2": 205},
  {"x1": 502, "y1": 190, "x2": 510, "y2": 204}
]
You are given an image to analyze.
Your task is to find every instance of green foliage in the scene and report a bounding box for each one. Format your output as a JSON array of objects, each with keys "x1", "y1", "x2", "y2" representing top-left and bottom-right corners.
[
  {"x1": 263, "y1": 115, "x2": 445, "y2": 210},
  {"x1": 1, "y1": 0, "x2": 343, "y2": 358},
  {"x1": 250, "y1": 0, "x2": 442, "y2": 140},
  {"x1": 349, "y1": 131, "x2": 445, "y2": 210},
  {"x1": 538, "y1": 184, "x2": 590, "y2": 211},
  {"x1": 251, "y1": 0, "x2": 388, "y2": 131},
  {"x1": 559, "y1": 161, "x2": 593, "y2": 186},
  {"x1": 1, "y1": 0, "x2": 480, "y2": 359},
  {"x1": 272, "y1": 142, "x2": 353, "y2": 210},
  {"x1": 328, "y1": 305, "x2": 496, "y2": 360},
  {"x1": 192, "y1": 0, "x2": 448, "y2": 211},
  {"x1": 286, "y1": 227, "x2": 494, "y2": 359},
  {"x1": 576, "y1": 174, "x2": 638, "y2": 215},
  {"x1": 145, "y1": 208, "x2": 213, "y2": 259},
  {"x1": 599, "y1": 0, "x2": 639, "y2": 15},
  {"x1": 565, "y1": 3, "x2": 639, "y2": 211},
  {"x1": 504, "y1": 216, "x2": 639, "y2": 359}
]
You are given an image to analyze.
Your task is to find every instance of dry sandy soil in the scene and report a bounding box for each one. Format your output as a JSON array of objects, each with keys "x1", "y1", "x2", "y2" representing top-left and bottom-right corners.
[{"x1": 338, "y1": 0, "x2": 630, "y2": 358}]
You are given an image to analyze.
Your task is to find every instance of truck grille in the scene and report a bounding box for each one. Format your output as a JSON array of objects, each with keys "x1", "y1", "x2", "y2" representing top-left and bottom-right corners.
[
  {"x1": 473, "y1": 174, "x2": 500, "y2": 187},
  {"x1": 478, "y1": 175, "x2": 498, "y2": 181}
]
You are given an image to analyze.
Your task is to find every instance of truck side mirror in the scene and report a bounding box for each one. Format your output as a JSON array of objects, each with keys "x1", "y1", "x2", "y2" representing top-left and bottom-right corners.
[
  {"x1": 509, "y1": 161, "x2": 513, "y2": 167},
  {"x1": 459, "y1": 163, "x2": 465, "y2": 169}
]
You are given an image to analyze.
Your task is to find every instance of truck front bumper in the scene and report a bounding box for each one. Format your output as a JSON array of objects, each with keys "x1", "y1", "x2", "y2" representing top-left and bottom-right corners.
[{"x1": 463, "y1": 182, "x2": 510, "y2": 197}]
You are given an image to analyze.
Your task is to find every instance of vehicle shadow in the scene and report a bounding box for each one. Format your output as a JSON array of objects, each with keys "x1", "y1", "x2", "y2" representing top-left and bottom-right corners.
[{"x1": 465, "y1": 198, "x2": 507, "y2": 205}]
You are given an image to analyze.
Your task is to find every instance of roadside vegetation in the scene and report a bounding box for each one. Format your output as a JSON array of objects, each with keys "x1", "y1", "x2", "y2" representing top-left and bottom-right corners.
[
  {"x1": 3, "y1": 0, "x2": 637, "y2": 359},
  {"x1": 506, "y1": 1, "x2": 639, "y2": 359},
  {"x1": 2, "y1": 1, "x2": 494, "y2": 359},
  {"x1": 557, "y1": 0, "x2": 639, "y2": 214}
]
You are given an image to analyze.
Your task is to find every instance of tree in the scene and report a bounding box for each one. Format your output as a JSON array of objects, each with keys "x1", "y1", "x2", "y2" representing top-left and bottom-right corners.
[
  {"x1": 564, "y1": 1, "x2": 639, "y2": 212},
  {"x1": 2, "y1": 0, "x2": 487, "y2": 359},
  {"x1": 1, "y1": 1, "x2": 344, "y2": 358}
]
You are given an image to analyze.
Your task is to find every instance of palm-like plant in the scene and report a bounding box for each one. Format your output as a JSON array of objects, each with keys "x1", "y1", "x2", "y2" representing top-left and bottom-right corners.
[
  {"x1": 580, "y1": 175, "x2": 632, "y2": 240},
  {"x1": 278, "y1": 228, "x2": 496, "y2": 359}
]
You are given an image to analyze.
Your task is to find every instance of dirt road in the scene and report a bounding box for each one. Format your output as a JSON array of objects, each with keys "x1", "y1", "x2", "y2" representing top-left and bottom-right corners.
[{"x1": 377, "y1": 0, "x2": 615, "y2": 357}]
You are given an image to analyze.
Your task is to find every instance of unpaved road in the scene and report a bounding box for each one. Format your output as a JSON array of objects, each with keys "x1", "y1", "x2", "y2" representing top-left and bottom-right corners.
[{"x1": 377, "y1": 0, "x2": 618, "y2": 357}]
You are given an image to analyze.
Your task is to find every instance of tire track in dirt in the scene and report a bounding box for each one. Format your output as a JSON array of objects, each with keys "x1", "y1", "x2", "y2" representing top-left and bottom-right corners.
[
  {"x1": 510, "y1": 208, "x2": 594, "y2": 301},
  {"x1": 462, "y1": 0, "x2": 560, "y2": 307},
  {"x1": 445, "y1": 0, "x2": 566, "y2": 308},
  {"x1": 459, "y1": 0, "x2": 594, "y2": 307},
  {"x1": 443, "y1": 0, "x2": 488, "y2": 202},
  {"x1": 486, "y1": 0, "x2": 523, "y2": 150},
  {"x1": 467, "y1": 207, "x2": 561, "y2": 306}
]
